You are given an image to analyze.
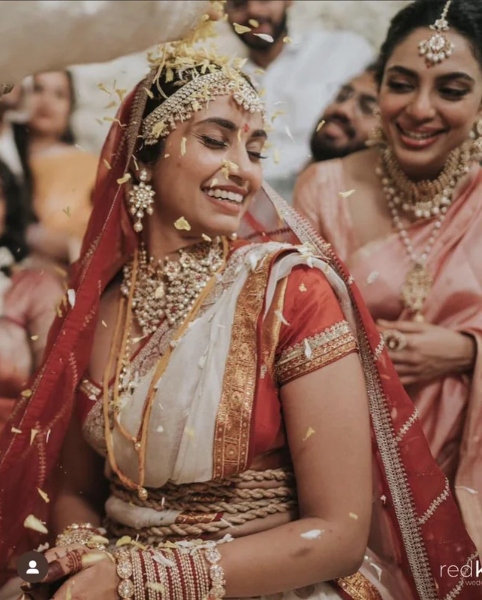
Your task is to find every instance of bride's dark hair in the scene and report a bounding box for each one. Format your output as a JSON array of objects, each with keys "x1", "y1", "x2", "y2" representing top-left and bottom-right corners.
[{"x1": 375, "y1": 0, "x2": 482, "y2": 86}]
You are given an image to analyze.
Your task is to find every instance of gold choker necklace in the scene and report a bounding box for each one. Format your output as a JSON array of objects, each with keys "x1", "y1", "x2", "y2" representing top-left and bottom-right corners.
[
  {"x1": 121, "y1": 238, "x2": 225, "y2": 336},
  {"x1": 377, "y1": 144, "x2": 472, "y2": 321}
]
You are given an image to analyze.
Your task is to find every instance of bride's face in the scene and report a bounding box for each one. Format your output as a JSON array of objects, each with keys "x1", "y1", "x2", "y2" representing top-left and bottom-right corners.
[
  {"x1": 379, "y1": 28, "x2": 482, "y2": 180},
  {"x1": 146, "y1": 95, "x2": 266, "y2": 238}
]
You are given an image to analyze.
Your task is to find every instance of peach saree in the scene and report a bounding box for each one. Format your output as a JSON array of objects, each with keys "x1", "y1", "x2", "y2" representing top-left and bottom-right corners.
[{"x1": 295, "y1": 159, "x2": 482, "y2": 552}]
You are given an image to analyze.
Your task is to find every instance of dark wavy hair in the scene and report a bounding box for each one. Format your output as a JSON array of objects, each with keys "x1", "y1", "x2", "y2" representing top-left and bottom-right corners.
[
  {"x1": 375, "y1": 0, "x2": 482, "y2": 86},
  {"x1": 0, "y1": 161, "x2": 31, "y2": 264}
]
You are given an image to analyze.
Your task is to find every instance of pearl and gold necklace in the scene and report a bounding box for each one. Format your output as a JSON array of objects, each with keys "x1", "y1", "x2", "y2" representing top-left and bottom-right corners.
[{"x1": 377, "y1": 144, "x2": 472, "y2": 321}]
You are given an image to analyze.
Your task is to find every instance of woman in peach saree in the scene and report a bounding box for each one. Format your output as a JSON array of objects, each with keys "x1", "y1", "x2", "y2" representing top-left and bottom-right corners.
[
  {"x1": 0, "y1": 23, "x2": 479, "y2": 600},
  {"x1": 295, "y1": 0, "x2": 482, "y2": 553}
]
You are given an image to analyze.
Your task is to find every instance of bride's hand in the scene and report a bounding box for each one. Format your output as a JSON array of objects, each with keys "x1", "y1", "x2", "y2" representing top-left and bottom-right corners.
[{"x1": 21, "y1": 544, "x2": 119, "y2": 600}]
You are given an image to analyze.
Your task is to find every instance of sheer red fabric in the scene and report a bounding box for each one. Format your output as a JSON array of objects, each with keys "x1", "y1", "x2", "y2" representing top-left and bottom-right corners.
[{"x1": 0, "y1": 76, "x2": 479, "y2": 599}]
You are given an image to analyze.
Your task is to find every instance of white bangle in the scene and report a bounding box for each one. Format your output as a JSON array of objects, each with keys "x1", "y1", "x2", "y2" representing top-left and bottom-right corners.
[{"x1": 204, "y1": 546, "x2": 226, "y2": 599}]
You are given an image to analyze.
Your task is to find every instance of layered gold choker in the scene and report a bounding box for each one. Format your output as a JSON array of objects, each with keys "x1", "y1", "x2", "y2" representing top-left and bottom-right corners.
[
  {"x1": 377, "y1": 144, "x2": 472, "y2": 321},
  {"x1": 121, "y1": 238, "x2": 225, "y2": 337}
]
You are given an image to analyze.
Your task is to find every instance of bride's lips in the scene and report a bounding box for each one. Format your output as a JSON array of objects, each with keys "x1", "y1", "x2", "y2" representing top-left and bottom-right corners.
[{"x1": 395, "y1": 123, "x2": 447, "y2": 150}]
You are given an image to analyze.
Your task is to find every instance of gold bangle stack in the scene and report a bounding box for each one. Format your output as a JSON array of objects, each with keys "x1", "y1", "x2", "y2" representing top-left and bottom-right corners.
[{"x1": 204, "y1": 546, "x2": 226, "y2": 599}]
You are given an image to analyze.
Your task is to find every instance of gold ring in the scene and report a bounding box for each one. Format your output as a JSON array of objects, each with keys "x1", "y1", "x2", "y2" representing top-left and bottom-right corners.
[{"x1": 382, "y1": 329, "x2": 407, "y2": 351}]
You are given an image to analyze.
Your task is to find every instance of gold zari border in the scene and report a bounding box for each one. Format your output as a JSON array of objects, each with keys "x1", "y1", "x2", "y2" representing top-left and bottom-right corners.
[
  {"x1": 213, "y1": 253, "x2": 275, "y2": 479},
  {"x1": 276, "y1": 321, "x2": 357, "y2": 386},
  {"x1": 333, "y1": 572, "x2": 383, "y2": 600}
]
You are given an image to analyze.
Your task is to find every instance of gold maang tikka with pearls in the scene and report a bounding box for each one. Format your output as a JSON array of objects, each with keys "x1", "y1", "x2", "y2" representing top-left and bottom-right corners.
[{"x1": 419, "y1": 0, "x2": 454, "y2": 67}]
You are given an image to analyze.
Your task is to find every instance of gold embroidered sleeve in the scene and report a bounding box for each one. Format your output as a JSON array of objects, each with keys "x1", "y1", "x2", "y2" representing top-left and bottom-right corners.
[{"x1": 276, "y1": 321, "x2": 358, "y2": 386}]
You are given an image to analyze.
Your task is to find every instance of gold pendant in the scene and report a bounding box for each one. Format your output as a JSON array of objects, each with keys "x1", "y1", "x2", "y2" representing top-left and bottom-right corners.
[{"x1": 401, "y1": 263, "x2": 432, "y2": 322}]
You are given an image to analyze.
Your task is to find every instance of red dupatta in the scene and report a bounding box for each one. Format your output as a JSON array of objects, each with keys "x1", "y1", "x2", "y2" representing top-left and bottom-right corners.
[{"x1": 0, "y1": 69, "x2": 480, "y2": 599}]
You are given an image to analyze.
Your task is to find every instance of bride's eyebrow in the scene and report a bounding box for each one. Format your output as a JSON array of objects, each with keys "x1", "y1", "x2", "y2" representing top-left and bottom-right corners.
[{"x1": 194, "y1": 117, "x2": 267, "y2": 140}]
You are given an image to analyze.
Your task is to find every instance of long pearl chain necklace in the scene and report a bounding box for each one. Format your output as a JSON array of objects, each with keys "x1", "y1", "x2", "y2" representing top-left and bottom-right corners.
[
  {"x1": 121, "y1": 237, "x2": 224, "y2": 337},
  {"x1": 377, "y1": 144, "x2": 471, "y2": 321}
]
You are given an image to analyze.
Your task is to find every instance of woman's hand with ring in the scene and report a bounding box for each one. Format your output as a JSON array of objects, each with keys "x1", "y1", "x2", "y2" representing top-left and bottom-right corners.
[
  {"x1": 377, "y1": 319, "x2": 476, "y2": 386},
  {"x1": 20, "y1": 544, "x2": 119, "y2": 600}
]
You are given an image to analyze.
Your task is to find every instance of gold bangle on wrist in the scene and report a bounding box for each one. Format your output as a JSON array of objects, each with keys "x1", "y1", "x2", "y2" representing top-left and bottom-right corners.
[{"x1": 204, "y1": 546, "x2": 226, "y2": 599}]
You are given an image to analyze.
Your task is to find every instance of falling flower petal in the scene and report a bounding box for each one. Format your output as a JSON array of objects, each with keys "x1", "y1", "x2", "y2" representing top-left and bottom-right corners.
[
  {"x1": 37, "y1": 488, "x2": 50, "y2": 503},
  {"x1": 97, "y1": 83, "x2": 111, "y2": 95},
  {"x1": 174, "y1": 217, "x2": 191, "y2": 231},
  {"x1": 284, "y1": 126, "x2": 294, "y2": 140},
  {"x1": 164, "y1": 153, "x2": 170, "y2": 158},
  {"x1": 274, "y1": 148, "x2": 280, "y2": 165},
  {"x1": 116, "y1": 536, "x2": 132, "y2": 547},
  {"x1": 254, "y1": 33, "x2": 274, "y2": 43},
  {"x1": 11, "y1": 427, "x2": 22, "y2": 434},
  {"x1": 102, "y1": 320, "x2": 108, "y2": 328},
  {"x1": 304, "y1": 339, "x2": 313, "y2": 360},
  {"x1": 103, "y1": 159, "x2": 112, "y2": 170},
  {"x1": 144, "y1": 87, "x2": 154, "y2": 99},
  {"x1": 46, "y1": 429, "x2": 51, "y2": 443},
  {"x1": 24, "y1": 514, "x2": 48, "y2": 534},
  {"x1": 233, "y1": 23, "x2": 252, "y2": 34},
  {"x1": 316, "y1": 120, "x2": 326, "y2": 132},
  {"x1": 370, "y1": 562, "x2": 383, "y2": 581},
  {"x1": 66, "y1": 585, "x2": 72, "y2": 600},
  {"x1": 180, "y1": 137, "x2": 187, "y2": 156},
  {"x1": 339, "y1": 189, "x2": 355, "y2": 198},
  {"x1": 366, "y1": 271, "x2": 379, "y2": 285},
  {"x1": 303, "y1": 427, "x2": 315, "y2": 441},
  {"x1": 154, "y1": 285, "x2": 165, "y2": 299},
  {"x1": 115, "y1": 88, "x2": 127, "y2": 102},
  {"x1": 152, "y1": 121, "x2": 168, "y2": 139},
  {"x1": 455, "y1": 486, "x2": 479, "y2": 495},
  {"x1": 117, "y1": 173, "x2": 131, "y2": 185},
  {"x1": 248, "y1": 253, "x2": 258, "y2": 272},
  {"x1": 299, "y1": 283, "x2": 307, "y2": 292},
  {"x1": 30, "y1": 429, "x2": 38, "y2": 445},
  {"x1": 283, "y1": 36, "x2": 292, "y2": 44},
  {"x1": 152, "y1": 552, "x2": 176, "y2": 568},
  {"x1": 275, "y1": 310, "x2": 290, "y2": 326},
  {"x1": 156, "y1": 425, "x2": 164, "y2": 433},
  {"x1": 185, "y1": 427, "x2": 195, "y2": 439},
  {"x1": 209, "y1": 178, "x2": 219, "y2": 188},
  {"x1": 349, "y1": 512, "x2": 359, "y2": 520},
  {"x1": 67, "y1": 289, "x2": 76, "y2": 308},
  {"x1": 202, "y1": 234, "x2": 212, "y2": 242},
  {"x1": 248, "y1": 19, "x2": 259, "y2": 27},
  {"x1": 21, "y1": 389, "x2": 32, "y2": 398},
  {"x1": 300, "y1": 529, "x2": 324, "y2": 540},
  {"x1": 104, "y1": 100, "x2": 117, "y2": 110}
]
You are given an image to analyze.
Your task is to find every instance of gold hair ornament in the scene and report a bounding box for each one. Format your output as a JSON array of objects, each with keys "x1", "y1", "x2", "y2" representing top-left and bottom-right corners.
[
  {"x1": 141, "y1": 42, "x2": 265, "y2": 145},
  {"x1": 419, "y1": 0, "x2": 454, "y2": 66}
]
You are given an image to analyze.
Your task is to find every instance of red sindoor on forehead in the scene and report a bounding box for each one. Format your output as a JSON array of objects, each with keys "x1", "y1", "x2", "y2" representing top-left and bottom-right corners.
[{"x1": 243, "y1": 123, "x2": 250, "y2": 132}]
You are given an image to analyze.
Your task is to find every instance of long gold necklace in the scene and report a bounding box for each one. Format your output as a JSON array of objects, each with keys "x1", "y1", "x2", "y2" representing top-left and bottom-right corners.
[
  {"x1": 104, "y1": 238, "x2": 229, "y2": 500},
  {"x1": 377, "y1": 144, "x2": 471, "y2": 321}
]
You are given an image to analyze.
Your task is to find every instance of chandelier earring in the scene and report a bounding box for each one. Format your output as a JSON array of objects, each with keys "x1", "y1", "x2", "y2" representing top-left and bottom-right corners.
[
  {"x1": 469, "y1": 118, "x2": 482, "y2": 162},
  {"x1": 128, "y1": 169, "x2": 155, "y2": 233},
  {"x1": 366, "y1": 111, "x2": 387, "y2": 148}
]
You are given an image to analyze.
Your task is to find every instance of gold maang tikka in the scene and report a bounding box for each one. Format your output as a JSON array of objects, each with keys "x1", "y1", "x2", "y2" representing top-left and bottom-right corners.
[{"x1": 419, "y1": 0, "x2": 454, "y2": 67}]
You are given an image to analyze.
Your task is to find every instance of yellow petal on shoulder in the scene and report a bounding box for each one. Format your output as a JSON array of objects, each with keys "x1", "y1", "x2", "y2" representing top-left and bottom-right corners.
[
  {"x1": 117, "y1": 173, "x2": 131, "y2": 185},
  {"x1": 316, "y1": 119, "x2": 326, "y2": 132},
  {"x1": 180, "y1": 137, "x2": 187, "y2": 156},
  {"x1": 24, "y1": 514, "x2": 48, "y2": 535},
  {"x1": 174, "y1": 217, "x2": 191, "y2": 231},
  {"x1": 339, "y1": 189, "x2": 355, "y2": 198},
  {"x1": 303, "y1": 426, "x2": 315, "y2": 441},
  {"x1": 37, "y1": 488, "x2": 50, "y2": 503},
  {"x1": 233, "y1": 23, "x2": 252, "y2": 34}
]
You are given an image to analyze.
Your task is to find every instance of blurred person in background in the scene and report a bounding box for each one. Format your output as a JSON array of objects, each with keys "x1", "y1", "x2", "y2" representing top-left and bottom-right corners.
[
  {"x1": 225, "y1": 0, "x2": 374, "y2": 201},
  {"x1": 20, "y1": 71, "x2": 98, "y2": 263},
  {"x1": 0, "y1": 84, "x2": 32, "y2": 198},
  {"x1": 0, "y1": 159, "x2": 63, "y2": 434},
  {"x1": 309, "y1": 64, "x2": 379, "y2": 164}
]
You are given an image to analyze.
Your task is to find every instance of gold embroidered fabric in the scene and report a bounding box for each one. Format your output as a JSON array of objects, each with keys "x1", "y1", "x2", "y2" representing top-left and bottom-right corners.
[
  {"x1": 276, "y1": 321, "x2": 357, "y2": 386},
  {"x1": 333, "y1": 572, "x2": 383, "y2": 600}
]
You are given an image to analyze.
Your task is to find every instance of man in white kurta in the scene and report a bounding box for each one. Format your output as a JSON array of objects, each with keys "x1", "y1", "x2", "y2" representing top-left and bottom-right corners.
[{"x1": 225, "y1": 0, "x2": 374, "y2": 202}]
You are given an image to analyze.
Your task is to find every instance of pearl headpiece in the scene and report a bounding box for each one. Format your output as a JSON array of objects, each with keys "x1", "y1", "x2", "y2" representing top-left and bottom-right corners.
[
  {"x1": 419, "y1": 0, "x2": 454, "y2": 66},
  {"x1": 142, "y1": 69, "x2": 265, "y2": 145}
]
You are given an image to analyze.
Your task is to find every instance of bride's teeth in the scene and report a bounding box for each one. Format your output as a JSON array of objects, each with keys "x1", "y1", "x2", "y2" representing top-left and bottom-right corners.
[
  {"x1": 205, "y1": 189, "x2": 244, "y2": 203},
  {"x1": 403, "y1": 129, "x2": 437, "y2": 140}
]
